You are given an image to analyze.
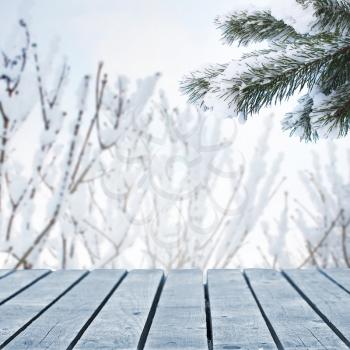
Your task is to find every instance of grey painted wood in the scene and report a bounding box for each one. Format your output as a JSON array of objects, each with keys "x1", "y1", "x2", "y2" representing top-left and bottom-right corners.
[
  {"x1": 321, "y1": 268, "x2": 350, "y2": 293},
  {"x1": 284, "y1": 269, "x2": 350, "y2": 346},
  {"x1": 208, "y1": 269, "x2": 277, "y2": 350},
  {"x1": 144, "y1": 269, "x2": 207, "y2": 350},
  {"x1": 0, "y1": 270, "x2": 12, "y2": 278},
  {"x1": 5, "y1": 269, "x2": 126, "y2": 350},
  {"x1": 0, "y1": 270, "x2": 86, "y2": 347},
  {"x1": 0, "y1": 269, "x2": 49, "y2": 305},
  {"x1": 246, "y1": 269, "x2": 347, "y2": 349},
  {"x1": 75, "y1": 269, "x2": 163, "y2": 350}
]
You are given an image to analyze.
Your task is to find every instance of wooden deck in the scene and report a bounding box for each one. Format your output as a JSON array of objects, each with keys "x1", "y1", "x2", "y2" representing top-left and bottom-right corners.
[{"x1": 0, "y1": 269, "x2": 349, "y2": 349}]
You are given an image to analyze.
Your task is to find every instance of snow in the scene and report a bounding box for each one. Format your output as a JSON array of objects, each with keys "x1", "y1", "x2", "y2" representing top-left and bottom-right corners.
[
  {"x1": 76, "y1": 75, "x2": 89, "y2": 112},
  {"x1": 309, "y1": 86, "x2": 327, "y2": 105},
  {"x1": 8, "y1": 170, "x2": 27, "y2": 203},
  {"x1": 269, "y1": 0, "x2": 315, "y2": 34},
  {"x1": 129, "y1": 73, "x2": 160, "y2": 115},
  {"x1": 100, "y1": 128, "x2": 117, "y2": 145},
  {"x1": 203, "y1": 91, "x2": 233, "y2": 119}
]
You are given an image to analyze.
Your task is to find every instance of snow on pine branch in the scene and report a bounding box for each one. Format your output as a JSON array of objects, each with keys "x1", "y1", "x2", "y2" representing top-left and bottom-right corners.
[
  {"x1": 182, "y1": 0, "x2": 350, "y2": 141},
  {"x1": 216, "y1": 0, "x2": 316, "y2": 39}
]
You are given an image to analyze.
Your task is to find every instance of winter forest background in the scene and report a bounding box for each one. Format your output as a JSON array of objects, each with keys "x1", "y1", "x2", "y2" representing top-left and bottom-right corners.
[{"x1": 1, "y1": 0, "x2": 350, "y2": 270}]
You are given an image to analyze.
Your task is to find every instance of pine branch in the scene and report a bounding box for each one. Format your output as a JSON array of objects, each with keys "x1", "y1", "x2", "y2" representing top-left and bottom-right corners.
[
  {"x1": 283, "y1": 83, "x2": 350, "y2": 141},
  {"x1": 282, "y1": 94, "x2": 317, "y2": 141},
  {"x1": 227, "y1": 35, "x2": 350, "y2": 116},
  {"x1": 181, "y1": 64, "x2": 227, "y2": 105},
  {"x1": 182, "y1": 0, "x2": 350, "y2": 140},
  {"x1": 216, "y1": 11, "x2": 301, "y2": 46},
  {"x1": 310, "y1": 83, "x2": 350, "y2": 137},
  {"x1": 312, "y1": 0, "x2": 350, "y2": 34}
]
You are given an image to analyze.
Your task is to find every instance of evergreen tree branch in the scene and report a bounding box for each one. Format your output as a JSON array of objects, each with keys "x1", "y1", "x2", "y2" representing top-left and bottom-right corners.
[
  {"x1": 312, "y1": 0, "x2": 350, "y2": 34},
  {"x1": 283, "y1": 83, "x2": 350, "y2": 141},
  {"x1": 216, "y1": 10, "x2": 301, "y2": 46},
  {"x1": 181, "y1": 64, "x2": 227, "y2": 105},
  {"x1": 310, "y1": 83, "x2": 350, "y2": 137},
  {"x1": 282, "y1": 94, "x2": 317, "y2": 141},
  {"x1": 227, "y1": 35, "x2": 350, "y2": 115},
  {"x1": 183, "y1": 0, "x2": 350, "y2": 140}
]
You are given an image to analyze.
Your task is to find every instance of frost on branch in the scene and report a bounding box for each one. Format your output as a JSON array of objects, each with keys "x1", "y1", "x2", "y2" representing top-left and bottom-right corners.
[
  {"x1": 293, "y1": 142, "x2": 350, "y2": 267},
  {"x1": 182, "y1": 0, "x2": 350, "y2": 141}
]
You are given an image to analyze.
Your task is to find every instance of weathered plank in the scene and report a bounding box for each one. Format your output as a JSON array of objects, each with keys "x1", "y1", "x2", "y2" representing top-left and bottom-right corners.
[
  {"x1": 144, "y1": 269, "x2": 207, "y2": 350},
  {"x1": 208, "y1": 269, "x2": 277, "y2": 350},
  {"x1": 75, "y1": 269, "x2": 163, "y2": 350},
  {"x1": 5, "y1": 269, "x2": 126, "y2": 350},
  {"x1": 0, "y1": 270, "x2": 12, "y2": 279},
  {"x1": 0, "y1": 270, "x2": 86, "y2": 347},
  {"x1": 321, "y1": 268, "x2": 350, "y2": 293},
  {"x1": 284, "y1": 269, "x2": 350, "y2": 346},
  {"x1": 0, "y1": 269, "x2": 50, "y2": 305},
  {"x1": 245, "y1": 269, "x2": 347, "y2": 349}
]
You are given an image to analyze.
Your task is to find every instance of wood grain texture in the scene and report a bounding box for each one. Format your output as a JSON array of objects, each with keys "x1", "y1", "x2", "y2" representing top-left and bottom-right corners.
[
  {"x1": 208, "y1": 269, "x2": 277, "y2": 350},
  {"x1": 0, "y1": 269, "x2": 50, "y2": 305},
  {"x1": 75, "y1": 269, "x2": 163, "y2": 350},
  {"x1": 246, "y1": 269, "x2": 347, "y2": 349},
  {"x1": 5, "y1": 269, "x2": 126, "y2": 350},
  {"x1": 0, "y1": 270, "x2": 86, "y2": 347},
  {"x1": 144, "y1": 269, "x2": 207, "y2": 350},
  {"x1": 284, "y1": 269, "x2": 350, "y2": 346}
]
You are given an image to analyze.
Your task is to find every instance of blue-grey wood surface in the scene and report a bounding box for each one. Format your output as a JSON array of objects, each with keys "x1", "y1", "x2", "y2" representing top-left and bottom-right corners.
[
  {"x1": 5, "y1": 270, "x2": 126, "y2": 350},
  {"x1": 0, "y1": 269, "x2": 49, "y2": 306},
  {"x1": 0, "y1": 268, "x2": 349, "y2": 349},
  {"x1": 246, "y1": 269, "x2": 348, "y2": 349},
  {"x1": 0, "y1": 269, "x2": 12, "y2": 279},
  {"x1": 0, "y1": 270, "x2": 86, "y2": 347},
  {"x1": 208, "y1": 269, "x2": 277, "y2": 350},
  {"x1": 144, "y1": 269, "x2": 207, "y2": 350},
  {"x1": 75, "y1": 269, "x2": 163, "y2": 350}
]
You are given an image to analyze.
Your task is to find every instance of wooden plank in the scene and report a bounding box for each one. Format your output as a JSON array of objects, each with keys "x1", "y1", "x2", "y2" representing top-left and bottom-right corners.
[
  {"x1": 75, "y1": 269, "x2": 164, "y2": 350},
  {"x1": 5, "y1": 269, "x2": 126, "y2": 350},
  {"x1": 144, "y1": 269, "x2": 207, "y2": 350},
  {"x1": 245, "y1": 269, "x2": 347, "y2": 349},
  {"x1": 321, "y1": 268, "x2": 350, "y2": 293},
  {"x1": 0, "y1": 270, "x2": 86, "y2": 347},
  {"x1": 0, "y1": 269, "x2": 50, "y2": 305},
  {"x1": 284, "y1": 269, "x2": 350, "y2": 346},
  {"x1": 208, "y1": 269, "x2": 277, "y2": 349},
  {"x1": 0, "y1": 270, "x2": 12, "y2": 278}
]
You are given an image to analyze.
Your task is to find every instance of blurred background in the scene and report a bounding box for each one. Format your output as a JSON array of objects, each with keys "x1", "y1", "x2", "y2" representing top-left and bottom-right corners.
[{"x1": 0, "y1": 0, "x2": 349, "y2": 270}]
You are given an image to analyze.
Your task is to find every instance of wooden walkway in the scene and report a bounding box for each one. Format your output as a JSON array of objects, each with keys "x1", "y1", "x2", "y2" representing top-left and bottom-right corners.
[{"x1": 0, "y1": 269, "x2": 349, "y2": 349}]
